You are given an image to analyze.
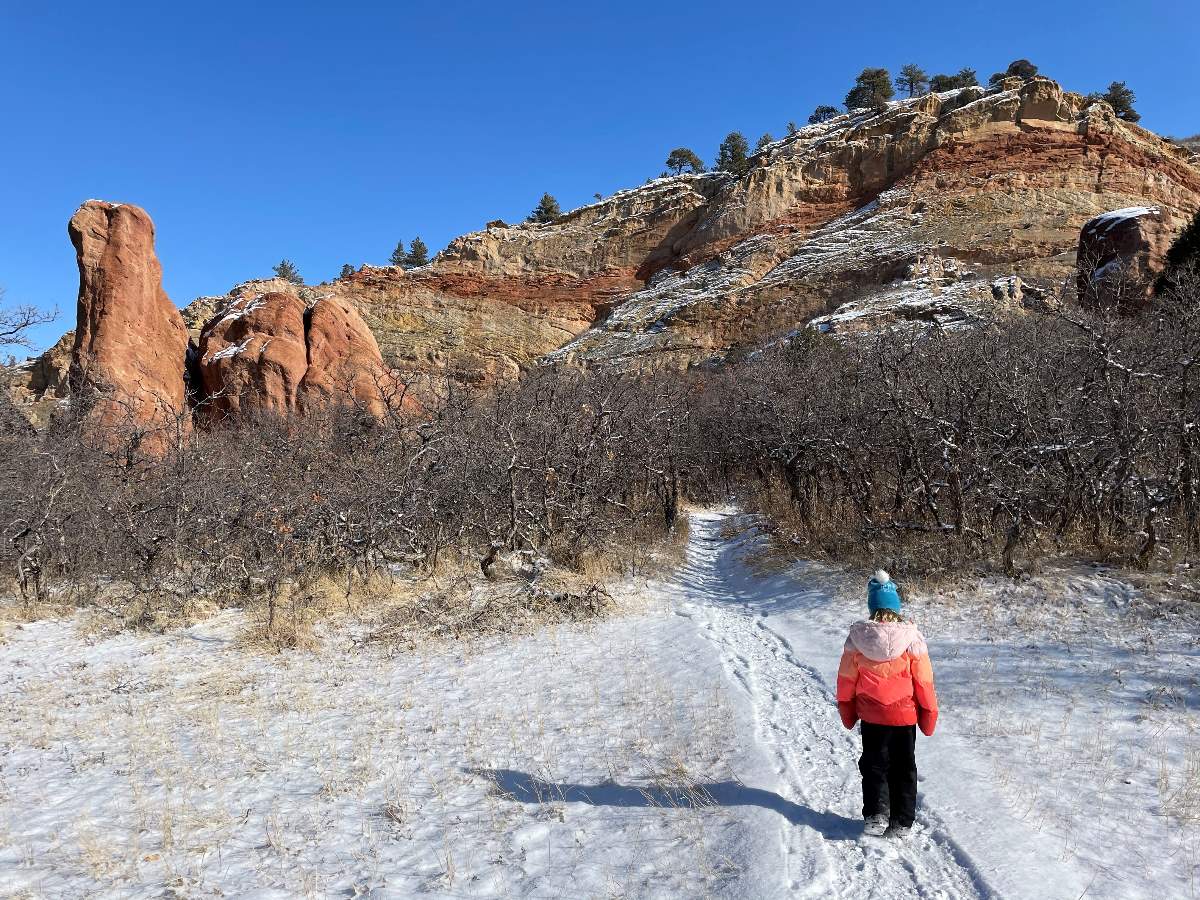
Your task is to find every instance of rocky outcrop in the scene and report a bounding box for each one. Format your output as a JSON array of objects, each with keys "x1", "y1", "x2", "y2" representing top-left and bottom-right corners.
[
  {"x1": 12, "y1": 76, "x2": 1200, "y2": 420},
  {"x1": 195, "y1": 292, "x2": 309, "y2": 420},
  {"x1": 182, "y1": 279, "x2": 303, "y2": 340},
  {"x1": 1076, "y1": 206, "x2": 1175, "y2": 308},
  {"x1": 5, "y1": 204, "x2": 406, "y2": 429},
  {"x1": 544, "y1": 78, "x2": 1200, "y2": 366},
  {"x1": 808, "y1": 263, "x2": 1052, "y2": 336},
  {"x1": 298, "y1": 296, "x2": 399, "y2": 417},
  {"x1": 68, "y1": 201, "x2": 189, "y2": 431},
  {"x1": 3, "y1": 330, "x2": 73, "y2": 428},
  {"x1": 194, "y1": 289, "x2": 402, "y2": 421},
  {"x1": 245, "y1": 76, "x2": 1193, "y2": 374}
]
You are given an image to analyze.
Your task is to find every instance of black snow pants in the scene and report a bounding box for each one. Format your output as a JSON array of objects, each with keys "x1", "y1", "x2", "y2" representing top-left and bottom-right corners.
[{"x1": 859, "y1": 722, "x2": 918, "y2": 827}]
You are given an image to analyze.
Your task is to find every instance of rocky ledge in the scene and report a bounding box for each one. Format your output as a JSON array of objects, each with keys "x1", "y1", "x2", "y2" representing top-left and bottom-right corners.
[{"x1": 7, "y1": 76, "x2": 1200, "y2": 425}]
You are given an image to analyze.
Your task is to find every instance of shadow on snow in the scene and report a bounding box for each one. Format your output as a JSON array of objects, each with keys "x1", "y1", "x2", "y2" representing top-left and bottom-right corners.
[{"x1": 473, "y1": 768, "x2": 861, "y2": 842}]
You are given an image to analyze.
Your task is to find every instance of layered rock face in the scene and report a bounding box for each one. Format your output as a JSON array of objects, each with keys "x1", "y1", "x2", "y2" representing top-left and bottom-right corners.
[
  {"x1": 177, "y1": 77, "x2": 1199, "y2": 377},
  {"x1": 68, "y1": 201, "x2": 190, "y2": 430},
  {"x1": 1076, "y1": 206, "x2": 1175, "y2": 308},
  {"x1": 168, "y1": 177, "x2": 722, "y2": 383},
  {"x1": 194, "y1": 290, "x2": 401, "y2": 421},
  {"x1": 548, "y1": 78, "x2": 1200, "y2": 366},
  {"x1": 10, "y1": 76, "x2": 1200, "y2": 426},
  {"x1": 3, "y1": 330, "x2": 73, "y2": 428}
]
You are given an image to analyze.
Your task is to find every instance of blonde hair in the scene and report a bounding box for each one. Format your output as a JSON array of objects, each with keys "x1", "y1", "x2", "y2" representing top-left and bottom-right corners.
[{"x1": 869, "y1": 608, "x2": 905, "y2": 623}]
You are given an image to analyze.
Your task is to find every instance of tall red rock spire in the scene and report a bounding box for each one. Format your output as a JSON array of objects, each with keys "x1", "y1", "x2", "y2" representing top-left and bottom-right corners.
[{"x1": 68, "y1": 200, "x2": 190, "y2": 437}]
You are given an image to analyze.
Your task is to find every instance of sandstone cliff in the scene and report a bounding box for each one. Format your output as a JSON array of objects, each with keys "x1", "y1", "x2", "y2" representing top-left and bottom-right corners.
[
  {"x1": 8, "y1": 75, "x2": 1200, "y2": 424},
  {"x1": 181, "y1": 76, "x2": 1200, "y2": 376},
  {"x1": 549, "y1": 77, "x2": 1200, "y2": 363}
]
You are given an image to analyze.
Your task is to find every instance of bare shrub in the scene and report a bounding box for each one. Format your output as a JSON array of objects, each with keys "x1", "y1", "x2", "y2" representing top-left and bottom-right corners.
[
  {"x1": 8, "y1": 261, "x2": 1199, "y2": 620},
  {"x1": 692, "y1": 263, "x2": 1200, "y2": 575},
  {"x1": 1, "y1": 364, "x2": 687, "y2": 636}
]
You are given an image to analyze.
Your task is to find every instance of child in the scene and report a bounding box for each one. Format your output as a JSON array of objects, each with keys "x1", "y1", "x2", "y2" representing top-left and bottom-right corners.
[{"x1": 836, "y1": 569, "x2": 938, "y2": 838}]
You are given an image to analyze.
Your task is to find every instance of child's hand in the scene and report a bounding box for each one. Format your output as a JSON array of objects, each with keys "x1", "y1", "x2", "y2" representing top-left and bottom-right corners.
[{"x1": 838, "y1": 700, "x2": 858, "y2": 729}]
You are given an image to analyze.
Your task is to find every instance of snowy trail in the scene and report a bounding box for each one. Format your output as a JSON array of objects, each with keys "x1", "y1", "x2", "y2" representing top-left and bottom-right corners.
[
  {"x1": 7, "y1": 506, "x2": 1179, "y2": 897},
  {"x1": 672, "y1": 509, "x2": 997, "y2": 899}
]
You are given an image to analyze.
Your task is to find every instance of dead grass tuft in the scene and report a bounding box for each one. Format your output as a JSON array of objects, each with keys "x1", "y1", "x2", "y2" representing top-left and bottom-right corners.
[
  {"x1": 1161, "y1": 749, "x2": 1200, "y2": 826},
  {"x1": 236, "y1": 586, "x2": 325, "y2": 653},
  {"x1": 1, "y1": 516, "x2": 688, "y2": 652},
  {"x1": 362, "y1": 573, "x2": 613, "y2": 647}
]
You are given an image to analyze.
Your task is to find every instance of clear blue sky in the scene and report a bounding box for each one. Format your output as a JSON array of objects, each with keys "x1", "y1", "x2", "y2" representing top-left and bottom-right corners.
[{"x1": 2, "y1": 0, "x2": 1197, "y2": 352}]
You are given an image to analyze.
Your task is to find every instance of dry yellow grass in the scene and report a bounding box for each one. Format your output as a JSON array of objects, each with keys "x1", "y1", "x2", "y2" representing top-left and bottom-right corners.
[{"x1": 2, "y1": 523, "x2": 687, "y2": 652}]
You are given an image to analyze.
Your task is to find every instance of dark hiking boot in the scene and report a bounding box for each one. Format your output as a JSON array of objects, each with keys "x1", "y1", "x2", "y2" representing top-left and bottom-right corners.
[{"x1": 863, "y1": 814, "x2": 889, "y2": 837}]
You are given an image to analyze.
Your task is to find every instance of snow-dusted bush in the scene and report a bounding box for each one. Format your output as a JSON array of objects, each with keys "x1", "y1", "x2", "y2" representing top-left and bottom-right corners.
[
  {"x1": 692, "y1": 263, "x2": 1200, "y2": 575},
  {"x1": 7, "y1": 262, "x2": 1200, "y2": 615},
  {"x1": 0, "y1": 366, "x2": 690, "y2": 630}
]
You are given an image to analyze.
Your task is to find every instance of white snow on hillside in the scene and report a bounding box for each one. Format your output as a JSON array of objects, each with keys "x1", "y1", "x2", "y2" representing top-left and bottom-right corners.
[
  {"x1": 1087, "y1": 206, "x2": 1160, "y2": 234},
  {"x1": 545, "y1": 236, "x2": 775, "y2": 365},
  {"x1": 2, "y1": 510, "x2": 1198, "y2": 898},
  {"x1": 0, "y1": 596, "x2": 757, "y2": 898}
]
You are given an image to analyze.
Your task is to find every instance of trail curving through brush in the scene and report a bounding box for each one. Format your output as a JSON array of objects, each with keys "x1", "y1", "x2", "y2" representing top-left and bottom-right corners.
[{"x1": 672, "y1": 509, "x2": 999, "y2": 899}]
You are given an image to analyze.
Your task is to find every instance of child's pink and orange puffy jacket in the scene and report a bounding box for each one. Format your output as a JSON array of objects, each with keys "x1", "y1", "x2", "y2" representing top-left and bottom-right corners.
[{"x1": 836, "y1": 620, "x2": 939, "y2": 736}]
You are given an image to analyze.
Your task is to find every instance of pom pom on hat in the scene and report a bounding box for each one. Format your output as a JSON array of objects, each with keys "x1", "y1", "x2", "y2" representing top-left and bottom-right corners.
[{"x1": 867, "y1": 569, "x2": 901, "y2": 613}]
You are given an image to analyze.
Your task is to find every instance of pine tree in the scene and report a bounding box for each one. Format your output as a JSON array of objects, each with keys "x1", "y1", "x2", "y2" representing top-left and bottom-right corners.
[
  {"x1": 405, "y1": 237, "x2": 429, "y2": 268},
  {"x1": 1163, "y1": 210, "x2": 1200, "y2": 279},
  {"x1": 808, "y1": 105, "x2": 839, "y2": 124},
  {"x1": 389, "y1": 240, "x2": 407, "y2": 267},
  {"x1": 527, "y1": 193, "x2": 562, "y2": 224},
  {"x1": 665, "y1": 147, "x2": 704, "y2": 175},
  {"x1": 845, "y1": 68, "x2": 894, "y2": 111},
  {"x1": 1005, "y1": 59, "x2": 1038, "y2": 79},
  {"x1": 755, "y1": 133, "x2": 775, "y2": 153},
  {"x1": 716, "y1": 132, "x2": 750, "y2": 176},
  {"x1": 786, "y1": 120, "x2": 799, "y2": 135},
  {"x1": 896, "y1": 64, "x2": 929, "y2": 98},
  {"x1": 273, "y1": 259, "x2": 303, "y2": 285},
  {"x1": 953, "y1": 67, "x2": 979, "y2": 88},
  {"x1": 1102, "y1": 81, "x2": 1140, "y2": 122},
  {"x1": 931, "y1": 69, "x2": 979, "y2": 92},
  {"x1": 340, "y1": 263, "x2": 354, "y2": 278}
]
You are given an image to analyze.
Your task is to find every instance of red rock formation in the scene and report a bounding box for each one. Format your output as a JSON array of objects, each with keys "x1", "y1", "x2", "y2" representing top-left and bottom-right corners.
[
  {"x1": 195, "y1": 292, "x2": 309, "y2": 421},
  {"x1": 12, "y1": 77, "x2": 1197, "y2": 425},
  {"x1": 299, "y1": 297, "x2": 400, "y2": 417},
  {"x1": 68, "y1": 201, "x2": 190, "y2": 435},
  {"x1": 1077, "y1": 207, "x2": 1176, "y2": 308},
  {"x1": 195, "y1": 292, "x2": 407, "y2": 421}
]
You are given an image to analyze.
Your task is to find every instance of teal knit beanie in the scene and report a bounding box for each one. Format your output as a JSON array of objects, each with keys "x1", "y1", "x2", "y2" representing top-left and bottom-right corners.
[{"x1": 867, "y1": 569, "x2": 901, "y2": 613}]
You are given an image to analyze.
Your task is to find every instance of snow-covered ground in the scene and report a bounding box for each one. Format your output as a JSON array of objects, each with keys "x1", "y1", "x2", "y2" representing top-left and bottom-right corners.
[
  {"x1": 0, "y1": 596, "x2": 754, "y2": 898},
  {"x1": 2, "y1": 509, "x2": 1198, "y2": 898},
  {"x1": 681, "y1": 511, "x2": 1200, "y2": 899}
]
